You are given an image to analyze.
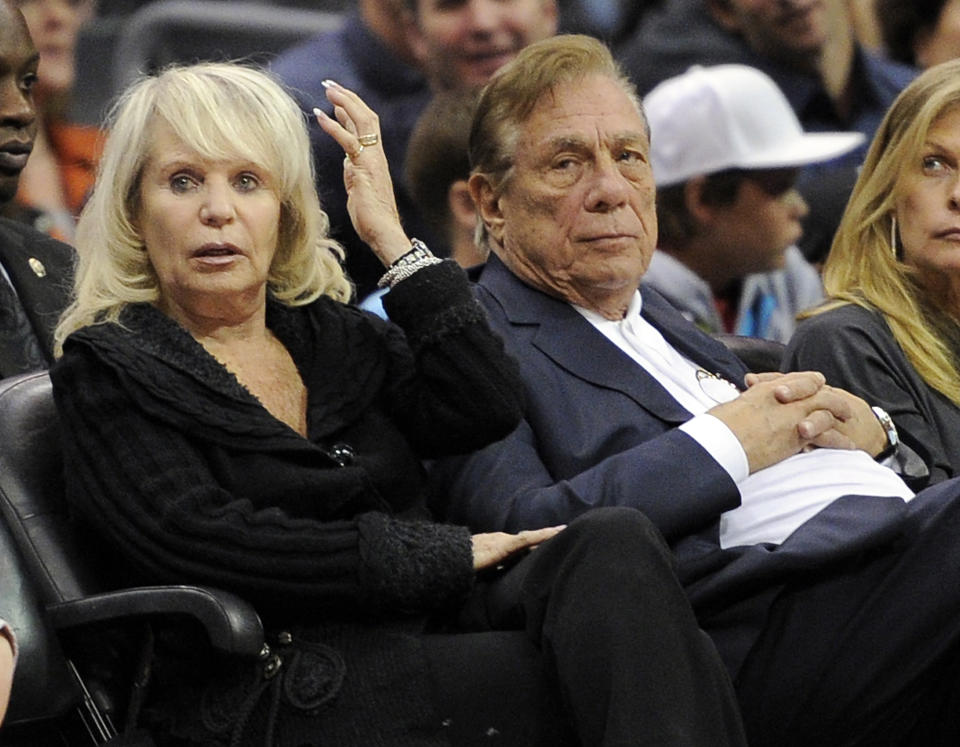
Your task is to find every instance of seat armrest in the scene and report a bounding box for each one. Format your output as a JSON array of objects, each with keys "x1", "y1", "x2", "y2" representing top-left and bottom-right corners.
[{"x1": 47, "y1": 585, "x2": 264, "y2": 658}]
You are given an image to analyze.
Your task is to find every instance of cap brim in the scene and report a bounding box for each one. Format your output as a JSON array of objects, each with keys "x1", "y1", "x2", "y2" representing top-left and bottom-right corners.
[{"x1": 736, "y1": 131, "x2": 866, "y2": 170}]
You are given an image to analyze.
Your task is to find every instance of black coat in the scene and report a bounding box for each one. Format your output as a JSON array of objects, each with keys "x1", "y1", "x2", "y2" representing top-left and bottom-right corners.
[
  {"x1": 50, "y1": 261, "x2": 523, "y2": 745},
  {"x1": 0, "y1": 217, "x2": 74, "y2": 375}
]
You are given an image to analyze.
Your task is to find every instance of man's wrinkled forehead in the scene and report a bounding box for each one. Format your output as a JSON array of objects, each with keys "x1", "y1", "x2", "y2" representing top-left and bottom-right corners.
[{"x1": 517, "y1": 81, "x2": 649, "y2": 145}]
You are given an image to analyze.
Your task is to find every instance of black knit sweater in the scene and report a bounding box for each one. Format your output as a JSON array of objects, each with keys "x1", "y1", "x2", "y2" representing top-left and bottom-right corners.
[{"x1": 49, "y1": 261, "x2": 523, "y2": 745}]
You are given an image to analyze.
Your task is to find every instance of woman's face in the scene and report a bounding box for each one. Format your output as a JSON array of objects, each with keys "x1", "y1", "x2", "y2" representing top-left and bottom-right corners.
[
  {"x1": 136, "y1": 120, "x2": 282, "y2": 324},
  {"x1": 15, "y1": 0, "x2": 95, "y2": 99},
  {"x1": 896, "y1": 106, "x2": 960, "y2": 301}
]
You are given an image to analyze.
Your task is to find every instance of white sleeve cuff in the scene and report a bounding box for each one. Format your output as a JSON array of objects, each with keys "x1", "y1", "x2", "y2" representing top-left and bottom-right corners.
[{"x1": 679, "y1": 413, "x2": 750, "y2": 484}]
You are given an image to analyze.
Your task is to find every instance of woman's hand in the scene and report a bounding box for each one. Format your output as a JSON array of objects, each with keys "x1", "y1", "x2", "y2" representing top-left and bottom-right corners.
[
  {"x1": 471, "y1": 526, "x2": 566, "y2": 571},
  {"x1": 313, "y1": 81, "x2": 411, "y2": 266},
  {"x1": 0, "y1": 629, "x2": 13, "y2": 726}
]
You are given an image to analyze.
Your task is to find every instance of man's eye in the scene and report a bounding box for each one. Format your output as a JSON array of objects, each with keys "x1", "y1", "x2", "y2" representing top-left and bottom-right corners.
[{"x1": 20, "y1": 72, "x2": 37, "y2": 94}]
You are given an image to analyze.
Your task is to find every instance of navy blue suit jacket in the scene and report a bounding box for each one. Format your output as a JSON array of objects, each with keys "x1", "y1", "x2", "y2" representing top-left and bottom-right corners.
[{"x1": 433, "y1": 255, "x2": 921, "y2": 673}]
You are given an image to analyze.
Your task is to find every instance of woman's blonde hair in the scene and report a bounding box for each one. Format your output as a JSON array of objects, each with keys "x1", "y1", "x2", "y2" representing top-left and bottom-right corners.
[
  {"x1": 54, "y1": 61, "x2": 351, "y2": 354},
  {"x1": 810, "y1": 58, "x2": 960, "y2": 405}
]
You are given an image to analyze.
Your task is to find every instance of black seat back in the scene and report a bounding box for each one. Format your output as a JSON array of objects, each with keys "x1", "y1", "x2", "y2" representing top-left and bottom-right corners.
[
  {"x1": 0, "y1": 371, "x2": 107, "y2": 607},
  {"x1": 0, "y1": 373, "x2": 81, "y2": 729}
]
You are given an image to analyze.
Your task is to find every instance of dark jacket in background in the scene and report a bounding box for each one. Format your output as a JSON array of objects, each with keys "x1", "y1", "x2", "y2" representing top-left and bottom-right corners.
[{"x1": 0, "y1": 217, "x2": 74, "y2": 376}]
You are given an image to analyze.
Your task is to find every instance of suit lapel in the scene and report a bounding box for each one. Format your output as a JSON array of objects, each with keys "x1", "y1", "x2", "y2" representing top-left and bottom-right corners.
[
  {"x1": 479, "y1": 255, "x2": 747, "y2": 425},
  {"x1": 0, "y1": 220, "x2": 73, "y2": 363}
]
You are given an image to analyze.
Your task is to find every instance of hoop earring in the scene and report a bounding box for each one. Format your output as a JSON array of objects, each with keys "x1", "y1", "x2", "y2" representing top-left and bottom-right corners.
[{"x1": 890, "y1": 215, "x2": 899, "y2": 260}]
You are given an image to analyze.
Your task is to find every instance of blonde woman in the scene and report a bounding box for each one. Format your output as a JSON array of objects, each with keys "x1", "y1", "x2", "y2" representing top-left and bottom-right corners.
[{"x1": 785, "y1": 58, "x2": 960, "y2": 488}]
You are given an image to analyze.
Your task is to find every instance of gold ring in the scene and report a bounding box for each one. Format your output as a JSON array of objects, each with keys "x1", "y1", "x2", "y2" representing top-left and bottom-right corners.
[
  {"x1": 349, "y1": 144, "x2": 365, "y2": 160},
  {"x1": 358, "y1": 133, "x2": 379, "y2": 147}
]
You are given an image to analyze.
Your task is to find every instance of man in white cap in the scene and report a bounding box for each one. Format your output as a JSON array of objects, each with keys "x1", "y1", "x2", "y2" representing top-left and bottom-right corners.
[{"x1": 642, "y1": 64, "x2": 863, "y2": 343}]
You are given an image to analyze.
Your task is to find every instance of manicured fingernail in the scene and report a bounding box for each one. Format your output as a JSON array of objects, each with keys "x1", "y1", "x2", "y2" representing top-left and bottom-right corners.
[
  {"x1": 321, "y1": 79, "x2": 339, "y2": 89},
  {"x1": 312, "y1": 107, "x2": 328, "y2": 119}
]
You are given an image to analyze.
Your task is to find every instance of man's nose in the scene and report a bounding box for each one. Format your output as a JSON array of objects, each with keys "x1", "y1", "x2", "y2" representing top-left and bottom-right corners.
[
  {"x1": 0, "y1": 79, "x2": 36, "y2": 129},
  {"x1": 585, "y1": 156, "x2": 632, "y2": 211},
  {"x1": 783, "y1": 187, "x2": 809, "y2": 218},
  {"x1": 466, "y1": 0, "x2": 501, "y2": 32}
]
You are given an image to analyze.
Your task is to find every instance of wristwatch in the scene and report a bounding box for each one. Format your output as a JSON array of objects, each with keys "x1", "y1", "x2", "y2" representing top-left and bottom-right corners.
[{"x1": 871, "y1": 406, "x2": 899, "y2": 461}]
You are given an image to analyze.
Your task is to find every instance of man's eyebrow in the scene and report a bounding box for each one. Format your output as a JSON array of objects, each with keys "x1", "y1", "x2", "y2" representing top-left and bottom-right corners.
[{"x1": 543, "y1": 135, "x2": 590, "y2": 152}]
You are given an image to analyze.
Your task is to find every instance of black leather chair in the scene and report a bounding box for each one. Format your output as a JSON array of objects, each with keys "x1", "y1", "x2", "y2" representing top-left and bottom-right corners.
[{"x1": 0, "y1": 371, "x2": 265, "y2": 744}]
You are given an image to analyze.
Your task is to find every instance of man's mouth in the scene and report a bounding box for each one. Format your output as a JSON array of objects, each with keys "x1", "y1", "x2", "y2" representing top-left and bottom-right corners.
[{"x1": 0, "y1": 142, "x2": 32, "y2": 173}]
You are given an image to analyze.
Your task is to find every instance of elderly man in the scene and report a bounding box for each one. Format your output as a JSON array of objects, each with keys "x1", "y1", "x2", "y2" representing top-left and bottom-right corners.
[
  {"x1": 434, "y1": 33, "x2": 960, "y2": 746},
  {"x1": 0, "y1": 0, "x2": 74, "y2": 375}
]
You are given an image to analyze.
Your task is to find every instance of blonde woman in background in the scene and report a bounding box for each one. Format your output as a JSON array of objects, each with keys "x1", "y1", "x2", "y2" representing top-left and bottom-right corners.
[{"x1": 785, "y1": 58, "x2": 960, "y2": 489}]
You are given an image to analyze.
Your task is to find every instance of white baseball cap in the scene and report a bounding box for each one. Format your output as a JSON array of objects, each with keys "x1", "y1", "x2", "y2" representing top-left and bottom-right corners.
[{"x1": 643, "y1": 64, "x2": 865, "y2": 186}]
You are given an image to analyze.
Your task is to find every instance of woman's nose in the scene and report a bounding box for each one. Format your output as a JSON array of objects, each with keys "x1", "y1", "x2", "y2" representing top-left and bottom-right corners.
[{"x1": 199, "y1": 181, "x2": 236, "y2": 226}]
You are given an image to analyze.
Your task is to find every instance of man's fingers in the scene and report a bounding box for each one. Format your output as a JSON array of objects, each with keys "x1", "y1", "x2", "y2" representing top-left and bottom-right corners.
[{"x1": 771, "y1": 371, "x2": 826, "y2": 403}]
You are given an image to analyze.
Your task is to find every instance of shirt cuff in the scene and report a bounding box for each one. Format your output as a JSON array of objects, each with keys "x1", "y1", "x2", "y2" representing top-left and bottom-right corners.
[{"x1": 680, "y1": 413, "x2": 750, "y2": 484}]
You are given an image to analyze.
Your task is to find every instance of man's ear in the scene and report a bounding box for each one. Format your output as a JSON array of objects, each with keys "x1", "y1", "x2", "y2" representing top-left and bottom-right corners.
[
  {"x1": 447, "y1": 179, "x2": 477, "y2": 234},
  {"x1": 468, "y1": 173, "x2": 505, "y2": 245},
  {"x1": 683, "y1": 176, "x2": 715, "y2": 226},
  {"x1": 706, "y1": 0, "x2": 741, "y2": 33}
]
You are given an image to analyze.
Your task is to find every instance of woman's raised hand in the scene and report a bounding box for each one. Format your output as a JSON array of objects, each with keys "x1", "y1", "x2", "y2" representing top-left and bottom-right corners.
[{"x1": 314, "y1": 81, "x2": 411, "y2": 266}]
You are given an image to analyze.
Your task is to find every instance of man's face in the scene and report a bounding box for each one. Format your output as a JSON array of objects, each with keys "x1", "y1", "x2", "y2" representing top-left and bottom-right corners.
[
  {"x1": 710, "y1": 0, "x2": 829, "y2": 62},
  {"x1": 0, "y1": 0, "x2": 38, "y2": 204},
  {"x1": 411, "y1": 0, "x2": 557, "y2": 90},
  {"x1": 475, "y1": 74, "x2": 657, "y2": 319},
  {"x1": 700, "y1": 169, "x2": 809, "y2": 281}
]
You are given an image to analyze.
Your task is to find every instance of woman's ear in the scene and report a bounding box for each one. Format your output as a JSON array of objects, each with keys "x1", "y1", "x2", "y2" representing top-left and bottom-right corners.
[{"x1": 468, "y1": 173, "x2": 505, "y2": 246}]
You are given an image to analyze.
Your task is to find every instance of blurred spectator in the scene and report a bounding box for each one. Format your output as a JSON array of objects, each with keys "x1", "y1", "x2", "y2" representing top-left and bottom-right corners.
[
  {"x1": 275, "y1": 0, "x2": 558, "y2": 302},
  {"x1": 0, "y1": 0, "x2": 75, "y2": 375},
  {"x1": 403, "y1": 87, "x2": 485, "y2": 268},
  {"x1": 876, "y1": 0, "x2": 960, "y2": 67},
  {"x1": 405, "y1": 0, "x2": 558, "y2": 91},
  {"x1": 272, "y1": 0, "x2": 429, "y2": 302},
  {"x1": 617, "y1": 0, "x2": 917, "y2": 265},
  {"x1": 849, "y1": 0, "x2": 884, "y2": 51},
  {"x1": 643, "y1": 65, "x2": 863, "y2": 342},
  {"x1": 557, "y1": 0, "x2": 657, "y2": 43},
  {"x1": 5, "y1": 0, "x2": 101, "y2": 242}
]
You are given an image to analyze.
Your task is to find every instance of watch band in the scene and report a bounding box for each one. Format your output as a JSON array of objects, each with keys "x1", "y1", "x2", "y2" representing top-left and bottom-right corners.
[{"x1": 871, "y1": 405, "x2": 899, "y2": 461}]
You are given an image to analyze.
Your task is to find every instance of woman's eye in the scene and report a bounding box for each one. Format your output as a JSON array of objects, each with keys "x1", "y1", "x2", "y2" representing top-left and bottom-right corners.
[
  {"x1": 922, "y1": 155, "x2": 948, "y2": 174},
  {"x1": 170, "y1": 174, "x2": 198, "y2": 193},
  {"x1": 234, "y1": 173, "x2": 261, "y2": 192}
]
